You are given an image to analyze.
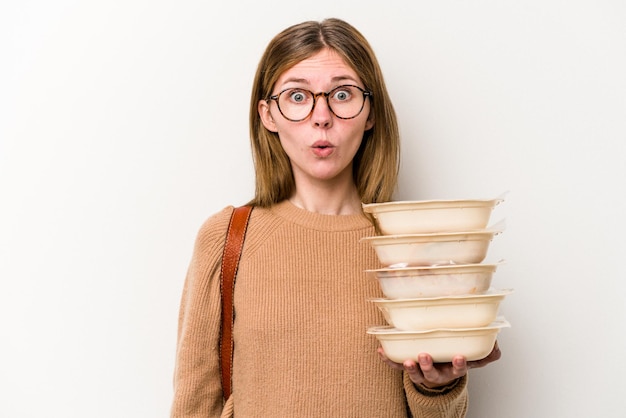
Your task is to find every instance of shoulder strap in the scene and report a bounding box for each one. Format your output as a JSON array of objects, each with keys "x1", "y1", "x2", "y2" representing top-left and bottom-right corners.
[{"x1": 219, "y1": 205, "x2": 253, "y2": 402}]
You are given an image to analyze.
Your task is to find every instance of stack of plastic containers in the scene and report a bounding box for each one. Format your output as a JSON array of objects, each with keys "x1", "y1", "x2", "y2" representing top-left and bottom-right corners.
[{"x1": 361, "y1": 197, "x2": 512, "y2": 363}]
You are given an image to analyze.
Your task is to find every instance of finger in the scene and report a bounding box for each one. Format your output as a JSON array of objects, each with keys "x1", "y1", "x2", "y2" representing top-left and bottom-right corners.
[
  {"x1": 416, "y1": 353, "x2": 439, "y2": 382},
  {"x1": 451, "y1": 356, "x2": 468, "y2": 378},
  {"x1": 417, "y1": 353, "x2": 435, "y2": 373},
  {"x1": 403, "y1": 359, "x2": 425, "y2": 384}
]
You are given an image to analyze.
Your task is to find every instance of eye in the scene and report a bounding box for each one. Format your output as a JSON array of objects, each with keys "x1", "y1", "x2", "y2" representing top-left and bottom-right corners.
[
  {"x1": 287, "y1": 89, "x2": 310, "y2": 104},
  {"x1": 331, "y1": 87, "x2": 353, "y2": 102}
]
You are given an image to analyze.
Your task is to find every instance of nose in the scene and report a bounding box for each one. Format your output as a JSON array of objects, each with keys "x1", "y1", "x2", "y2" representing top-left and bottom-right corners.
[{"x1": 310, "y1": 94, "x2": 333, "y2": 127}]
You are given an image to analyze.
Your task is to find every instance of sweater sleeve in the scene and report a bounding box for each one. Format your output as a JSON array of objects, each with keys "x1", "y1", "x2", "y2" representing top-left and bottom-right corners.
[
  {"x1": 404, "y1": 373, "x2": 469, "y2": 418},
  {"x1": 170, "y1": 207, "x2": 234, "y2": 418}
]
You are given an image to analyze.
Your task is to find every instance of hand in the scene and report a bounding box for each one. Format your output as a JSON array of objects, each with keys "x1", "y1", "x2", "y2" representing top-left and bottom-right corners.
[{"x1": 376, "y1": 341, "x2": 501, "y2": 389}]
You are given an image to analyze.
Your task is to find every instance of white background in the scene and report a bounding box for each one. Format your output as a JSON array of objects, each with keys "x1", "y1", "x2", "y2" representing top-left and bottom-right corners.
[{"x1": 1, "y1": 1, "x2": 625, "y2": 417}]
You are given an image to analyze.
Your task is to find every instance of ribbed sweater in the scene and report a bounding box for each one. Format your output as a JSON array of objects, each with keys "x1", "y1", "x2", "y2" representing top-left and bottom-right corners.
[{"x1": 171, "y1": 200, "x2": 468, "y2": 417}]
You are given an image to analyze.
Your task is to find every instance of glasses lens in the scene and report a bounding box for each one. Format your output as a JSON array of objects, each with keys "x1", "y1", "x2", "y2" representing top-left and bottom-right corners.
[
  {"x1": 277, "y1": 89, "x2": 314, "y2": 121},
  {"x1": 277, "y1": 85, "x2": 368, "y2": 121},
  {"x1": 327, "y1": 85, "x2": 366, "y2": 119}
]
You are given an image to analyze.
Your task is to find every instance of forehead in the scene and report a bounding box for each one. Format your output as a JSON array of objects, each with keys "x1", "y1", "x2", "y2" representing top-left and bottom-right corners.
[{"x1": 274, "y1": 48, "x2": 361, "y2": 88}]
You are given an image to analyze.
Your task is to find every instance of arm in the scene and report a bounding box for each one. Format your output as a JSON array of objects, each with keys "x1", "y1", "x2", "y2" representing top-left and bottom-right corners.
[
  {"x1": 403, "y1": 372, "x2": 468, "y2": 418},
  {"x1": 170, "y1": 208, "x2": 233, "y2": 418}
]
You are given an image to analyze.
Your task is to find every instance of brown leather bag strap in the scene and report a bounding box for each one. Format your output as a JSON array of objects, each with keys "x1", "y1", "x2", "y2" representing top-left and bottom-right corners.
[{"x1": 219, "y1": 205, "x2": 253, "y2": 402}]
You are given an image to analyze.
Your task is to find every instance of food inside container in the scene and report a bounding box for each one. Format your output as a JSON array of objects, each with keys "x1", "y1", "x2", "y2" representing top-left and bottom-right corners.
[
  {"x1": 366, "y1": 262, "x2": 501, "y2": 299},
  {"x1": 367, "y1": 318, "x2": 510, "y2": 363},
  {"x1": 370, "y1": 289, "x2": 512, "y2": 330},
  {"x1": 362, "y1": 197, "x2": 504, "y2": 235}
]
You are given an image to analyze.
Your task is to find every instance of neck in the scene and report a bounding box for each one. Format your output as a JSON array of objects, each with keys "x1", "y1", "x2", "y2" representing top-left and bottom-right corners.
[{"x1": 289, "y1": 183, "x2": 362, "y2": 215}]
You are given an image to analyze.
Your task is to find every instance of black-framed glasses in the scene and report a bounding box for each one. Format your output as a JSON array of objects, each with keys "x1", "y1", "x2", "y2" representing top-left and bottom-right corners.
[{"x1": 267, "y1": 84, "x2": 372, "y2": 122}]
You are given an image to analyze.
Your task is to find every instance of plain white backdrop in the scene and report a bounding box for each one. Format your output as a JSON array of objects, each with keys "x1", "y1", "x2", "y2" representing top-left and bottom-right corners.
[{"x1": 1, "y1": 1, "x2": 625, "y2": 417}]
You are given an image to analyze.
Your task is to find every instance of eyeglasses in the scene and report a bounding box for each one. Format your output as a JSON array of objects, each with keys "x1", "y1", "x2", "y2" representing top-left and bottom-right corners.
[{"x1": 267, "y1": 84, "x2": 372, "y2": 122}]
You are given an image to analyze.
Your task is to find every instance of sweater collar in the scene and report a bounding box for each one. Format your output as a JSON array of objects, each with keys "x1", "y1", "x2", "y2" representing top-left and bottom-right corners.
[{"x1": 270, "y1": 200, "x2": 374, "y2": 232}]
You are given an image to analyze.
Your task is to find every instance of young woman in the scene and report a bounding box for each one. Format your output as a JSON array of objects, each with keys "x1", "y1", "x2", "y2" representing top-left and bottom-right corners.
[{"x1": 171, "y1": 18, "x2": 500, "y2": 418}]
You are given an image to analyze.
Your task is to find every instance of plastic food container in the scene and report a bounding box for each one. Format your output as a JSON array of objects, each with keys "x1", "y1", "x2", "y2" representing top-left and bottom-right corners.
[
  {"x1": 361, "y1": 228, "x2": 502, "y2": 267},
  {"x1": 362, "y1": 198, "x2": 503, "y2": 235},
  {"x1": 366, "y1": 263, "x2": 500, "y2": 299},
  {"x1": 367, "y1": 318, "x2": 510, "y2": 362},
  {"x1": 370, "y1": 289, "x2": 512, "y2": 330}
]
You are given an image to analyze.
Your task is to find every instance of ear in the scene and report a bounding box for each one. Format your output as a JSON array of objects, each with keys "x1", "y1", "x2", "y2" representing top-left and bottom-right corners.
[
  {"x1": 258, "y1": 99, "x2": 278, "y2": 133},
  {"x1": 364, "y1": 111, "x2": 375, "y2": 131}
]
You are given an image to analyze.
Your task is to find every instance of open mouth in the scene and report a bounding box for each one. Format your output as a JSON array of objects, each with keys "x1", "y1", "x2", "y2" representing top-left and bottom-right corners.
[{"x1": 311, "y1": 141, "x2": 335, "y2": 157}]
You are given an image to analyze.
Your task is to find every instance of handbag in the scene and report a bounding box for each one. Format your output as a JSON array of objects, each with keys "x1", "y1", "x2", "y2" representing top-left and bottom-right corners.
[{"x1": 219, "y1": 205, "x2": 253, "y2": 407}]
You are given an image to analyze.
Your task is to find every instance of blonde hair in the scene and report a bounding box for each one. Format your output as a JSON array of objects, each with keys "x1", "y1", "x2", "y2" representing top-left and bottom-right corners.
[{"x1": 248, "y1": 18, "x2": 400, "y2": 207}]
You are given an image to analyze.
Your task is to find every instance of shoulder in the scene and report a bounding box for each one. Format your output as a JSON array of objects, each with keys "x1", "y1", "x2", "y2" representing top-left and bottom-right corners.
[
  {"x1": 183, "y1": 206, "x2": 240, "y2": 284},
  {"x1": 193, "y1": 206, "x2": 236, "y2": 253},
  {"x1": 197, "y1": 205, "x2": 236, "y2": 235}
]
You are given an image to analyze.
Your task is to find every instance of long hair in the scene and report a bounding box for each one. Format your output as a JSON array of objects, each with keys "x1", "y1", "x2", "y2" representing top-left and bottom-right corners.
[{"x1": 248, "y1": 18, "x2": 400, "y2": 207}]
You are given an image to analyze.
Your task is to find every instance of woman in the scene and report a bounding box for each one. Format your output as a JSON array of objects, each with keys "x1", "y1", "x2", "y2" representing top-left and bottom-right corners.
[{"x1": 171, "y1": 18, "x2": 500, "y2": 417}]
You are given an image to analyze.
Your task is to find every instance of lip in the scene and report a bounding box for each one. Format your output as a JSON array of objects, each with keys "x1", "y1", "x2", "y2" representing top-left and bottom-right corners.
[{"x1": 311, "y1": 140, "x2": 335, "y2": 158}]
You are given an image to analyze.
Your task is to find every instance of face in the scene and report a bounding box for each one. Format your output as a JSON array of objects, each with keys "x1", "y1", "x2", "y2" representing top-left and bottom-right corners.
[{"x1": 258, "y1": 48, "x2": 374, "y2": 188}]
